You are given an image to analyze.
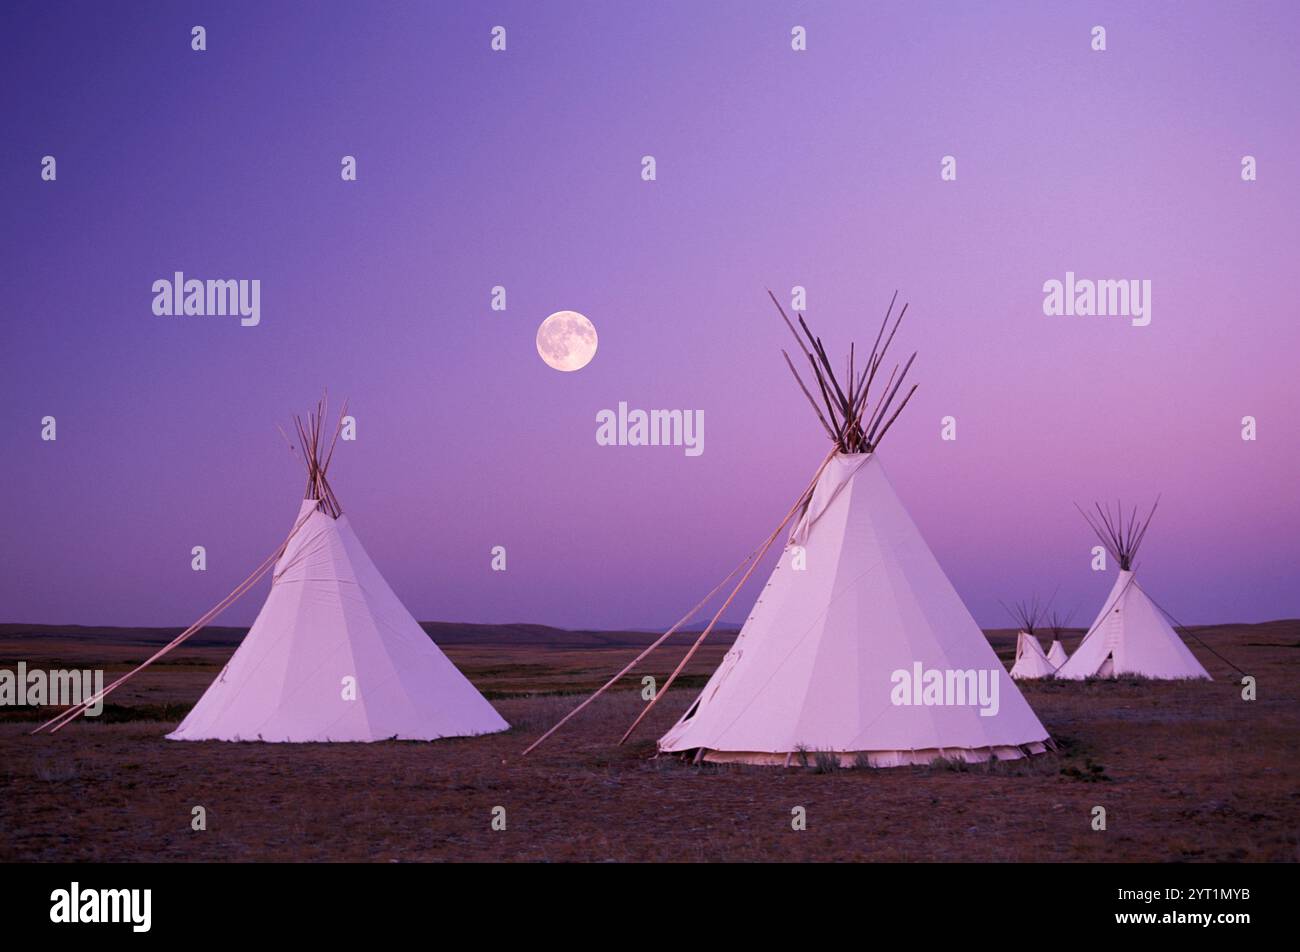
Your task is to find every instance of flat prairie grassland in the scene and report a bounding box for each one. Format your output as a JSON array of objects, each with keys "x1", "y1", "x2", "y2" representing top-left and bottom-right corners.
[{"x1": 0, "y1": 622, "x2": 1296, "y2": 862}]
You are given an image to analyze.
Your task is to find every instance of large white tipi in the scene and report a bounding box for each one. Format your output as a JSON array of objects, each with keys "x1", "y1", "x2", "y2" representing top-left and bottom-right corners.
[
  {"x1": 526, "y1": 294, "x2": 1051, "y2": 766},
  {"x1": 658, "y1": 451, "x2": 1052, "y2": 765},
  {"x1": 1056, "y1": 502, "x2": 1210, "y2": 681},
  {"x1": 169, "y1": 404, "x2": 509, "y2": 742}
]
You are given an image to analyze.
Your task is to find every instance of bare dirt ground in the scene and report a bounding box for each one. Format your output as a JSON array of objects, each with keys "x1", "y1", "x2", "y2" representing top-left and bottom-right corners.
[{"x1": 1, "y1": 621, "x2": 1296, "y2": 862}]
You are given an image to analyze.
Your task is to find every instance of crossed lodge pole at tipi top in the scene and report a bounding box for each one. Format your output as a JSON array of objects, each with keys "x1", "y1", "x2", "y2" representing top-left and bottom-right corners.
[
  {"x1": 32, "y1": 398, "x2": 347, "y2": 735},
  {"x1": 525, "y1": 290, "x2": 920, "y2": 755},
  {"x1": 1000, "y1": 593, "x2": 1052, "y2": 636}
]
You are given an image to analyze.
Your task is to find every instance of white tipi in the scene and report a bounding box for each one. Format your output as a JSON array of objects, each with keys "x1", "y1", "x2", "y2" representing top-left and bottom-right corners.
[
  {"x1": 657, "y1": 451, "x2": 1053, "y2": 765},
  {"x1": 1005, "y1": 597, "x2": 1055, "y2": 680},
  {"x1": 169, "y1": 404, "x2": 509, "y2": 742},
  {"x1": 1010, "y1": 632, "x2": 1055, "y2": 679},
  {"x1": 1056, "y1": 501, "x2": 1210, "y2": 681}
]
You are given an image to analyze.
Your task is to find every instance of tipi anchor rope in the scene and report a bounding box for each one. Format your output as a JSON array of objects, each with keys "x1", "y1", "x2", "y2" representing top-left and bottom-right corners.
[
  {"x1": 519, "y1": 545, "x2": 760, "y2": 756},
  {"x1": 1144, "y1": 590, "x2": 1248, "y2": 678},
  {"x1": 521, "y1": 449, "x2": 835, "y2": 756}
]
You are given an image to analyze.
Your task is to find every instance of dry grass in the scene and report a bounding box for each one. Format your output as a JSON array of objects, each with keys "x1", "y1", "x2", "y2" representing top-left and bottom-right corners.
[{"x1": 0, "y1": 623, "x2": 1296, "y2": 862}]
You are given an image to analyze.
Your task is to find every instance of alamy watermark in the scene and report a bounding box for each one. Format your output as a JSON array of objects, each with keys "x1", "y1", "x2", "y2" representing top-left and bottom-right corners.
[
  {"x1": 152, "y1": 271, "x2": 261, "y2": 326},
  {"x1": 1, "y1": 662, "x2": 104, "y2": 716},
  {"x1": 596, "y1": 401, "x2": 704, "y2": 457},
  {"x1": 1042, "y1": 271, "x2": 1151, "y2": 326},
  {"x1": 890, "y1": 662, "x2": 1000, "y2": 717}
]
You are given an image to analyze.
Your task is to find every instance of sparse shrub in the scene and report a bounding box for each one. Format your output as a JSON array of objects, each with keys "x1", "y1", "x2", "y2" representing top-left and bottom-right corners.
[
  {"x1": 932, "y1": 755, "x2": 970, "y2": 773},
  {"x1": 812, "y1": 748, "x2": 840, "y2": 774},
  {"x1": 979, "y1": 752, "x2": 1058, "y2": 777},
  {"x1": 99, "y1": 702, "x2": 192, "y2": 723},
  {"x1": 1060, "y1": 757, "x2": 1112, "y2": 782},
  {"x1": 1051, "y1": 733, "x2": 1079, "y2": 754},
  {"x1": 33, "y1": 754, "x2": 80, "y2": 783}
]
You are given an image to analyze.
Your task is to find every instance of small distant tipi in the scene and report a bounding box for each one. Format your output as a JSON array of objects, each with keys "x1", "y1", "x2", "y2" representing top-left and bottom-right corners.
[
  {"x1": 1005, "y1": 597, "x2": 1055, "y2": 680},
  {"x1": 1046, "y1": 608, "x2": 1072, "y2": 668},
  {"x1": 1056, "y1": 501, "x2": 1210, "y2": 681}
]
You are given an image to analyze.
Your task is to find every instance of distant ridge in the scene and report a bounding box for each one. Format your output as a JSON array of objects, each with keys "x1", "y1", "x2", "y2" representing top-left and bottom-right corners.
[
  {"x1": 0, "y1": 622, "x2": 742, "y2": 649},
  {"x1": 0, "y1": 619, "x2": 1291, "y2": 651},
  {"x1": 420, "y1": 622, "x2": 740, "y2": 647}
]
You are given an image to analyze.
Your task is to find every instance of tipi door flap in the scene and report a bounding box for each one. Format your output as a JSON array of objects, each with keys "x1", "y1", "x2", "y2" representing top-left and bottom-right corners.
[{"x1": 1103, "y1": 606, "x2": 1122, "y2": 650}]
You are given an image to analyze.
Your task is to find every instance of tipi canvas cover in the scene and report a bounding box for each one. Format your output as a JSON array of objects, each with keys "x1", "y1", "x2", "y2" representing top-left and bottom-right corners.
[
  {"x1": 169, "y1": 500, "x2": 510, "y2": 741},
  {"x1": 1055, "y1": 571, "x2": 1210, "y2": 680},
  {"x1": 658, "y1": 452, "x2": 1052, "y2": 766},
  {"x1": 1010, "y1": 631, "x2": 1056, "y2": 680}
]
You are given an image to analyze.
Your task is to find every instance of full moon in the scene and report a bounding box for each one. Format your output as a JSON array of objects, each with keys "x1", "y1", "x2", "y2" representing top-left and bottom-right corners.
[{"x1": 536, "y1": 310, "x2": 598, "y2": 372}]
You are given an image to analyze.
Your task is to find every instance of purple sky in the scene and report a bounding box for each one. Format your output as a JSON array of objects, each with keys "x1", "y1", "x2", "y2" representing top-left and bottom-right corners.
[{"x1": 3, "y1": 2, "x2": 1297, "y2": 630}]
